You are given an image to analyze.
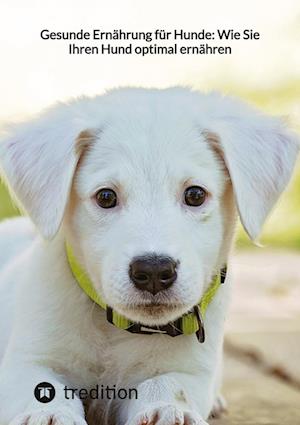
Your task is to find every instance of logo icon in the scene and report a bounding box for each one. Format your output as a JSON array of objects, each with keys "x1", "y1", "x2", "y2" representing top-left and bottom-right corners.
[{"x1": 34, "y1": 382, "x2": 56, "y2": 403}]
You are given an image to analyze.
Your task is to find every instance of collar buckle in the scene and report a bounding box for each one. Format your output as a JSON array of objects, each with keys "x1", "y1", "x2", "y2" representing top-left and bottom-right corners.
[{"x1": 126, "y1": 319, "x2": 183, "y2": 337}]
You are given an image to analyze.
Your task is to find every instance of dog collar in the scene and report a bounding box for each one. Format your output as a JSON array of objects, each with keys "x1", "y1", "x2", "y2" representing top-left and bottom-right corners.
[{"x1": 65, "y1": 243, "x2": 227, "y2": 343}]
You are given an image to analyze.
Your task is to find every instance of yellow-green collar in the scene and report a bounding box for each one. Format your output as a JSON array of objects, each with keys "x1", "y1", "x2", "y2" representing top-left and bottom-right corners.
[{"x1": 66, "y1": 243, "x2": 227, "y2": 343}]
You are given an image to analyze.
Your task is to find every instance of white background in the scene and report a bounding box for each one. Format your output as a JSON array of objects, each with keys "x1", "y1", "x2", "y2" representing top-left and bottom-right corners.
[{"x1": 0, "y1": 0, "x2": 299, "y2": 120}]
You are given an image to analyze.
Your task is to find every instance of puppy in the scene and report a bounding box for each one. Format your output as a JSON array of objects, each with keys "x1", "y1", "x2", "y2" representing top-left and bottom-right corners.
[{"x1": 0, "y1": 88, "x2": 298, "y2": 425}]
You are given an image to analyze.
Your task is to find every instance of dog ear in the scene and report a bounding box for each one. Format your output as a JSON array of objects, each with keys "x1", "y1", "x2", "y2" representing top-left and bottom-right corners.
[
  {"x1": 205, "y1": 104, "x2": 299, "y2": 241},
  {"x1": 0, "y1": 103, "x2": 96, "y2": 239}
]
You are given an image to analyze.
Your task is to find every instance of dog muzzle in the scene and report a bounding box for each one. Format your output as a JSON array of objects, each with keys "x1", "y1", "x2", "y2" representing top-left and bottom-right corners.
[{"x1": 65, "y1": 243, "x2": 227, "y2": 343}]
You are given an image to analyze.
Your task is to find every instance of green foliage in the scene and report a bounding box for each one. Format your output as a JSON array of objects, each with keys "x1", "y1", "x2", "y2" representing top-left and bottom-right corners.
[{"x1": 0, "y1": 182, "x2": 19, "y2": 220}]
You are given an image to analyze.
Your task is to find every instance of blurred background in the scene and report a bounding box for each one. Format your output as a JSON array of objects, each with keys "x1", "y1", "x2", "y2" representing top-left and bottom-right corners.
[{"x1": 0, "y1": 1, "x2": 299, "y2": 420}]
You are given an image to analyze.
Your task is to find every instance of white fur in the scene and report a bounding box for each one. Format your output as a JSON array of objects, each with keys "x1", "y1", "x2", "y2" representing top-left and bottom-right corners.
[{"x1": 0, "y1": 88, "x2": 298, "y2": 425}]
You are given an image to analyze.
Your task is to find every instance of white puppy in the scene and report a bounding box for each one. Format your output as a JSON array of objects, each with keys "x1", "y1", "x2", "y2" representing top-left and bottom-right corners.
[{"x1": 0, "y1": 88, "x2": 298, "y2": 425}]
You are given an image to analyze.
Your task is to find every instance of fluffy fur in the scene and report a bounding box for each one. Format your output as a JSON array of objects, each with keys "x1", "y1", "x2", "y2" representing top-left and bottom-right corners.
[{"x1": 0, "y1": 88, "x2": 298, "y2": 425}]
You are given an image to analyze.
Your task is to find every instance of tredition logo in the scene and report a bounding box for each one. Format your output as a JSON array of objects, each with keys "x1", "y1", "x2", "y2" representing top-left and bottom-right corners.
[{"x1": 34, "y1": 382, "x2": 56, "y2": 403}]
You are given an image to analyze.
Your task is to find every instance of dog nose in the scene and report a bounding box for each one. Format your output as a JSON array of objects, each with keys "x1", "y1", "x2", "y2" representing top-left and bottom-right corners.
[{"x1": 129, "y1": 255, "x2": 177, "y2": 295}]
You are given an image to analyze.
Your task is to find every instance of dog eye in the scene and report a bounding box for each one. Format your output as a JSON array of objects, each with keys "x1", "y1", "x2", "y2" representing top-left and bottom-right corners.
[
  {"x1": 184, "y1": 186, "x2": 207, "y2": 207},
  {"x1": 95, "y1": 188, "x2": 117, "y2": 208}
]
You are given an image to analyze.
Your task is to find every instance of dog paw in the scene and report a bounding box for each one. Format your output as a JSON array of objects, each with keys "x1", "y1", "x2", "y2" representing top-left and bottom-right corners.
[
  {"x1": 209, "y1": 394, "x2": 228, "y2": 419},
  {"x1": 126, "y1": 403, "x2": 208, "y2": 425},
  {"x1": 9, "y1": 409, "x2": 87, "y2": 425}
]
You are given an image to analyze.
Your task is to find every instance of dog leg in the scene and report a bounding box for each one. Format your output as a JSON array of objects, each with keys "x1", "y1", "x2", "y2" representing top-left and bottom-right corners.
[
  {"x1": 0, "y1": 361, "x2": 87, "y2": 425},
  {"x1": 118, "y1": 372, "x2": 215, "y2": 425},
  {"x1": 209, "y1": 355, "x2": 227, "y2": 419},
  {"x1": 209, "y1": 394, "x2": 227, "y2": 419}
]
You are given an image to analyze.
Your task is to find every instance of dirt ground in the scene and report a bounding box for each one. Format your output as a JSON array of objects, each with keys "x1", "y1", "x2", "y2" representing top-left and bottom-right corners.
[{"x1": 212, "y1": 250, "x2": 300, "y2": 425}]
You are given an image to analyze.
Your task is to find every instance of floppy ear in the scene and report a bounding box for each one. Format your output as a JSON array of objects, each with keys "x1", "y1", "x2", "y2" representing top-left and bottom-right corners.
[
  {"x1": 205, "y1": 104, "x2": 299, "y2": 241},
  {"x1": 0, "y1": 103, "x2": 96, "y2": 239}
]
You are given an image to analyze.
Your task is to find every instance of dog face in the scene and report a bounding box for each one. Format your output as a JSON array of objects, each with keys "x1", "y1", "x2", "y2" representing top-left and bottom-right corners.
[
  {"x1": 70, "y1": 110, "x2": 226, "y2": 325},
  {"x1": 0, "y1": 88, "x2": 298, "y2": 325}
]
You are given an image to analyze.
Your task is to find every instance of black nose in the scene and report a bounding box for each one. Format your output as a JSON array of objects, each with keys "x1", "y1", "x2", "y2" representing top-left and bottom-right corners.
[{"x1": 129, "y1": 255, "x2": 177, "y2": 295}]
